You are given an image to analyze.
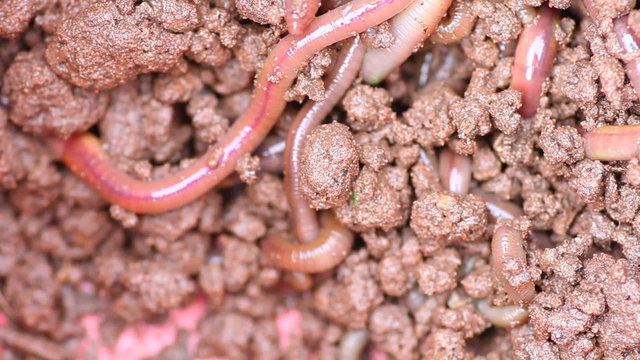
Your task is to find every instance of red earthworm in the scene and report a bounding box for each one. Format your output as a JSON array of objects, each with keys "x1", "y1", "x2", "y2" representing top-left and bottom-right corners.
[
  {"x1": 511, "y1": 3, "x2": 560, "y2": 118},
  {"x1": 583, "y1": 125, "x2": 640, "y2": 161},
  {"x1": 339, "y1": 330, "x2": 369, "y2": 360},
  {"x1": 262, "y1": 211, "x2": 354, "y2": 273},
  {"x1": 491, "y1": 224, "x2": 536, "y2": 304},
  {"x1": 285, "y1": 0, "x2": 321, "y2": 35},
  {"x1": 439, "y1": 146, "x2": 471, "y2": 195},
  {"x1": 613, "y1": 16, "x2": 640, "y2": 96},
  {"x1": 431, "y1": 0, "x2": 476, "y2": 44},
  {"x1": 285, "y1": 36, "x2": 365, "y2": 243},
  {"x1": 47, "y1": 0, "x2": 413, "y2": 214},
  {"x1": 361, "y1": 0, "x2": 453, "y2": 84},
  {"x1": 475, "y1": 298, "x2": 528, "y2": 328}
]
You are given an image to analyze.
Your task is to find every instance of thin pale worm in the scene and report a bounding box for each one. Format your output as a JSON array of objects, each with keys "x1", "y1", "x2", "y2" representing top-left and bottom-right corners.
[
  {"x1": 472, "y1": 190, "x2": 523, "y2": 221},
  {"x1": 285, "y1": 0, "x2": 321, "y2": 35},
  {"x1": 475, "y1": 298, "x2": 528, "y2": 328},
  {"x1": 361, "y1": 0, "x2": 453, "y2": 84},
  {"x1": 583, "y1": 125, "x2": 640, "y2": 161},
  {"x1": 339, "y1": 330, "x2": 369, "y2": 360},
  {"x1": 47, "y1": 0, "x2": 413, "y2": 214}
]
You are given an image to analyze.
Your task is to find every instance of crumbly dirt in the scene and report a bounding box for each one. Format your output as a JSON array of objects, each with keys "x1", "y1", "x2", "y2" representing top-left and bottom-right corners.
[{"x1": 3, "y1": 1, "x2": 640, "y2": 359}]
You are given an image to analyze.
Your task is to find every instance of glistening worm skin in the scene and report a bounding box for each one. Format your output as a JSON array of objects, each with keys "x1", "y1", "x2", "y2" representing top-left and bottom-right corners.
[
  {"x1": 491, "y1": 224, "x2": 536, "y2": 304},
  {"x1": 48, "y1": 0, "x2": 413, "y2": 214},
  {"x1": 472, "y1": 190, "x2": 523, "y2": 221},
  {"x1": 285, "y1": 36, "x2": 365, "y2": 243},
  {"x1": 262, "y1": 211, "x2": 354, "y2": 273},
  {"x1": 511, "y1": 3, "x2": 560, "y2": 118},
  {"x1": 439, "y1": 146, "x2": 471, "y2": 195},
  {"x1": 613, "y1": 16, "x2": 640, "y2": 96},
  {"x1": 361, "y1": 0, "x2": 453, "y2": 84},
  {"x1": 475, "y1": 298, "x2": 528, "y2": 328},
  {"x1": 285, "y1": 0, "x2": 321, "y2": 35},
  {"x1": 584, "y1": 125, "x2": 640, "y2": 161},
  {"x1": 431, "y1": 0, "x2": 476, "y2": 44}
]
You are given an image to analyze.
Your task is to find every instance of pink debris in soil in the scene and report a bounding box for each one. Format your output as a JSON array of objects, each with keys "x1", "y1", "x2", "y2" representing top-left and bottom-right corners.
[
  {"x1": 1, "y1": 297, "x2": 387, "y2": 359},
  {"x1": 276, "y1": 308, "x2": 303, "y2": 351}
]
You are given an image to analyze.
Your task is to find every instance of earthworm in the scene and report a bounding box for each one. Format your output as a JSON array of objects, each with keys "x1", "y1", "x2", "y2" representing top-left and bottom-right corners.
[
  {"x1": 583, "y1": 125, "x2": 640, "y2": 161},
  {"x1": 338, "y1": 330, "x2": 369, "y2": 360},
  {"x1": 256, "y1": 135, "x2": 286, "y2": 173},
  {"x1": 613, "y1": 16, "x2": 640, "y2": 96},
  {"x1": 511, "y1": 3, "x2": 560, "y2": 118},
  {"x1": 0, "y1": 327, "x2": 68, "y2": 360},
  {"x1": 431, "y1": 0, "x2": 476, "y2": 44},
  {"x1": 361, "y1": 0, "x2": 453, "y2": 84},
  {"x1": 491, "y1": 224, "x2": 536, "y2": 304},
  {"x1": 439, "y1": 146, "x2": 471, "y2": 195},
  {"x1": 475, "y1": 298, "x2": 528, "y2": 328},
  {"x1": 472, "y1": 190, "x2": 523, "y2": 221},
  {"x1": 285, "y1": 36, "x2": 365, "y2": 243},
  {"x1": 285, "y1": 0, "x2": 320, "y2": 35},
  {"x1": 262, "y1": 211, "x2": 354, "y2": 273},
  {"x1": 47, "y1": 0, "x2": 413, "y2": 214}
]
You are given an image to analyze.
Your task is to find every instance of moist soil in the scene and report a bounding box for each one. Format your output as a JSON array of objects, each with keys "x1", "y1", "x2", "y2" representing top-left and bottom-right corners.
[{"x1": 1, "y1": 0, "x2": 640, "y2": 359}]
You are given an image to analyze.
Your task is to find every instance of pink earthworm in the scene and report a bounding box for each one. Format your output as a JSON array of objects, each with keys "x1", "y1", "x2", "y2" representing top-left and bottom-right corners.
[
  {"x1": 285, "y1": 0, "x2": 321, "y2": 35},
  {"x1": 583, "y1": 125, "x2": 640, "y2": 161},
  {"x1": 263, "y1": 37, "x2": 364, "y2": 273},
  {"x1": 285, "y1": 36, "x2": 365, "y2": 243},
  {"x1": 511, "y1": 3, "x2": 560, "y2": 118},
  {"x1": 47, "y1": 0, "x2": 413, "y2": 214},
  {"x1": 491, "y1": 224, "x2": 536, "y2": 304},
  {"x1": 431, "y1": 0, "x2": 476, "y2": 44},
  {"x1": 439, "y1": 146, "x2": 471, "y2": 195},
  {"x1": 360, "y1": 0, "x2": 453, "y2": 84},
  {"x1": 262, "y1": 211, "x2": 354, "y2": 273}
]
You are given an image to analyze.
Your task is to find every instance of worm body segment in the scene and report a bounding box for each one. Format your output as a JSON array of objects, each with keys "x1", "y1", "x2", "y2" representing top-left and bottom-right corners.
[
  {"x1": 49, "y1": 0, "x2": 413, "y2": 214},
  {"x1": 286, "y1": 0, "x2": 321, "y2": 35},
  {"x1": 431, "y1": 0, "x2": 475, "y2": 44},
  {"x1": 584, "y1": 125, "x2": 640, "y2": 161},
  {"x1": 511, "y1": 4, "x2": 560, "y2": 118},
  {"x1": 491, "y1": 224, "x2": 536, "y2": 304},
  {"x1": 476, "y1": 299, "x2": 529, "y2": 328},
  {"x1": 361, "y1": 0, "x2": 453, "y2": 84},
  {"x1": 285, "y1": 36, "x2": 366, "y2": 243},
  {"x1": 262, "y1": 211, "x2": 354, "y2": 273}
]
